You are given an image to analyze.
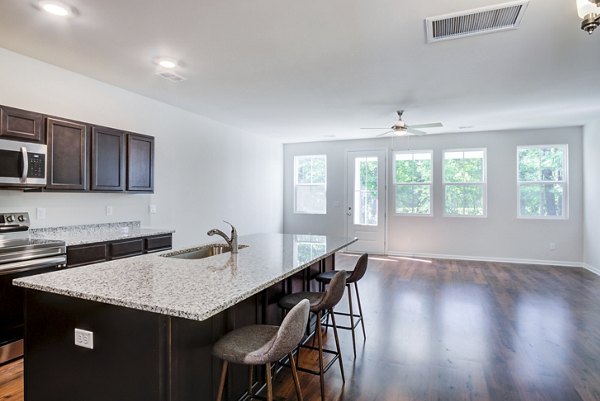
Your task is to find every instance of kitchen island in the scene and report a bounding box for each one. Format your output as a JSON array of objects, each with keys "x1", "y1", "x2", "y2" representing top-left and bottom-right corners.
[{"x1": 14, "y1": 233, "x2": 356, "y2": 401}]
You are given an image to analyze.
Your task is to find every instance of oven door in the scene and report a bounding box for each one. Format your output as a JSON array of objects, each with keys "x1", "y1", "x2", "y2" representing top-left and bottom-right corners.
[
  {"x1": 0, "y1": 255, "x2": 65, "y2": 363},
  {"x1": 0, "y1": 139, "x2": 47, "y2": 187}
]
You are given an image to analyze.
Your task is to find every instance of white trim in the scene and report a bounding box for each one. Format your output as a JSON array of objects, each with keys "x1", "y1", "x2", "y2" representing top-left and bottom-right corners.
[
  {"x1": 583, "y1": 263, "x2": 600, "y2": 276},
  {"x1": 386, "y1": 250, "x2": 582, "y2": 268}
]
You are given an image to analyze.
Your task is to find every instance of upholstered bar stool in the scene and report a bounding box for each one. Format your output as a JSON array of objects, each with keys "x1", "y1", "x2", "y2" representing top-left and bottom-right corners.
[
  {"x1": 212, "y1": 299, "x2": 310, "y2": 401},
  {"x1": 316, "y1": 253, "x2": 368, "y2": 357},
  {"x1": 278, "y1": 271, "x2": 347, "y2": 401}
]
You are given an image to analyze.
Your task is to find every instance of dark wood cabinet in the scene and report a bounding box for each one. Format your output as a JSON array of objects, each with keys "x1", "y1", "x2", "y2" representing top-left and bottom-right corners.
[
  {"x1": 0, "y1": 105, "x2": 44, "y2": 143},
  {"x1": 127, "y1": 133, "x2": 154, "y2": 192},
  {"x1": 46, "y1": 118, "x2": 88, "y2": 191},
  {"x1": 110, "y1": 238, "x2": 144, "y2": 259},
  {"x1": 91, "y1": 126, "x2": 125, "y2": 191},
  {"x1": 145, "y1": 235, "x2": 173, "y2": 253},
  {"x1": 67, "y1": 243, "x2": 108, "y2": 268},
  {"x1": 66, "y1": 234, "x2": 172, "y2": 267}
]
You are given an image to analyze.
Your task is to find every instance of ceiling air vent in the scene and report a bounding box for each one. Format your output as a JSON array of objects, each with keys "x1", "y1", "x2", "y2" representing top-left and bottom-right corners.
[
  {"x1": 156, "y1": 70, "x2": 187, "y2": 82},
  {"x1": 425, "y1": 1, "x2": 529, "y2": 43}
]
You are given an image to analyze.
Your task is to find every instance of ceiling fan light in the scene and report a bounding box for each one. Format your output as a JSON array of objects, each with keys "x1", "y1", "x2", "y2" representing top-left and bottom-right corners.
[{"x1": 577, "y1": 0, "x2": 600, "y2": 19}]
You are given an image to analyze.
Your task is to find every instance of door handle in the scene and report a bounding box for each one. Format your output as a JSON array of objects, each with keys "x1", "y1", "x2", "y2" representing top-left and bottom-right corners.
[
  {"x1": 20, "y1": 146, "x2": 28, "y2": 183},
  {"x1": 347, "y1": 207, "x2": 352, "y2": 216}
]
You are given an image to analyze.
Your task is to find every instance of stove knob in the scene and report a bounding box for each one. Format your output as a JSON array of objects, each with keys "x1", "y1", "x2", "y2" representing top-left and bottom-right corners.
[
  {"x1": 17, "y1": 215, "x2": 25, "y2": 222},
  {"x1": 6, "y1": 216, "x2": 14, "y2": 223}
]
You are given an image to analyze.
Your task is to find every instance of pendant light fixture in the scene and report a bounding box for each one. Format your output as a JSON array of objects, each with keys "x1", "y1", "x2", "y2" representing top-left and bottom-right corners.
[{"x1": 577, "y1": 0, "x2": 600, "y2": 34}]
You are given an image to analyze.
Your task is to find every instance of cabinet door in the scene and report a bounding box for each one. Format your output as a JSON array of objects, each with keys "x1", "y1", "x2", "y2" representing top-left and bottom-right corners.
[
  {"x1": 0, "y1": 106, "x2": 44, "y2": 143},
  {"x1": 127, "y1": 133, "x2": 154, "y2": 192},
  {"x1": 46, "y1": 118, "x2": 88, "y2": 191},
  {"x1": 91, "y1": 126, "x2": 125, "y2": 191}
]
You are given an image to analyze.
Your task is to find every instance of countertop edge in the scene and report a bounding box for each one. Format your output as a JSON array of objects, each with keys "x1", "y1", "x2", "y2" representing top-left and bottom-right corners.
[{"x1": 15, "y1": 237, "x2": 357, "y2": 321}]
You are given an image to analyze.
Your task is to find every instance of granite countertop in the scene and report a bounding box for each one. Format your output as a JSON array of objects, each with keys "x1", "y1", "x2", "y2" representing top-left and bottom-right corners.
[
  {"x1": 14, "y1": 233, "x2": 357, "y2": 321},
  {"x1": 29, "y1": 221, "x2": 175, "y2": 246}
]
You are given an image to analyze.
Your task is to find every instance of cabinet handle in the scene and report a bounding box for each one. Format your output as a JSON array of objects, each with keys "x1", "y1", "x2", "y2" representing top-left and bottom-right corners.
[{"x1": 20, "y1": 146, "x2": 28, "y2": 183}]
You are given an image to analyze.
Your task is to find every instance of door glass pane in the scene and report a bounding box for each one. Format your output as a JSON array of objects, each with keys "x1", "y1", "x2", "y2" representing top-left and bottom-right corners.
[{"x1": 354, "y1": 157, "x2": 378, "y2": 226}]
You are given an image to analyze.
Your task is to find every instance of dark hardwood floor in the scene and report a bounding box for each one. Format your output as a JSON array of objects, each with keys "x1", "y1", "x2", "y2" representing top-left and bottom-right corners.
[{"x1": 2, "y1": 254, "x2": 600, "y2": 401}]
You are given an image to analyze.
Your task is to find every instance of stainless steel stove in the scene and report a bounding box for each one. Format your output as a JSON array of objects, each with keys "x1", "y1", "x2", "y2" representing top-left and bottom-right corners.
[{"x1": 0, "y1": 212, "x2": 66, "y2": 365}]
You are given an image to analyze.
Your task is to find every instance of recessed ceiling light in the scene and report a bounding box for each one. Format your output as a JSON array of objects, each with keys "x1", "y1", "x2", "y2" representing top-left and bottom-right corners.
[
  {"x1": 38, "y1": 1, "x2": 72, "y2": 17},
  {"x1": 155, "y1": 58, "x2": 178, "y2": 69}
]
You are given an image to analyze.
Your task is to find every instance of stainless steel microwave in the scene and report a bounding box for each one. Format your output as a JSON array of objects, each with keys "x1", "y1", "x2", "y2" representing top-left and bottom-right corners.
[{"x1": 0, "y1": 139, "x2": 47, "y2": 187}]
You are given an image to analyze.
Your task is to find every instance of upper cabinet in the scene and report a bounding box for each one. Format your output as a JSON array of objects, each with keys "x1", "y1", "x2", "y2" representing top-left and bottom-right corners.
[
  {"x1": 127, "y1": 133, "x2": 154, "y2": 192},
  {"x1": 0, "y1": 104, "x2": 155, "y2": 194},
  {"x1": 0, "y1": 105, "x2": 44, "y2": 143},
  {"x1": 46, "y1": 118, "x2": 88, "y2": 191},
  {"x1": 92, "y1": 126, "x2": 125, "y2": 192}
]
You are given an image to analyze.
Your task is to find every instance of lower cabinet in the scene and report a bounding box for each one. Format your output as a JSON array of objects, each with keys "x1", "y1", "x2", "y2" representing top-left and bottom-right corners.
[{"x1": 66, "y1": 234, "x2": 172, "y2": 268}]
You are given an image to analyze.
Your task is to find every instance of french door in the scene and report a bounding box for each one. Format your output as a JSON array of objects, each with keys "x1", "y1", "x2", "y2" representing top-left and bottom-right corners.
[{"x1": 346, "y1": 150, "x2": 386, "y2": 254}]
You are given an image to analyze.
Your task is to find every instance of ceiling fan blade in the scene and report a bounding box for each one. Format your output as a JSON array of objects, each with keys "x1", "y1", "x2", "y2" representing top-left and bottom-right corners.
[
  {"x1": 407, "y1": 122, "x2": 443, "y2": 129},
  {"x1": 406, "y1": 128, "x2": 428, "y2": 136},
  {"x1": 376, "y1": 130, "x2": 395, "y2": 137},
  {"x1": 361, "y1": 127, "x2": 390, "y2": 130}
]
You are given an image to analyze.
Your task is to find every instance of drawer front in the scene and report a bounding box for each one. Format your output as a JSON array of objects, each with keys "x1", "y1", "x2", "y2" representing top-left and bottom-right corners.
[
  {"x1": 110, "y1": 239, "x2": 144, "y2": 259},
  {"x1": 67, "y1": 243, "x2": 108, "y2": 267},
  {"x1": 145, "y1": 235, "x2": 172, "y2": 253}
]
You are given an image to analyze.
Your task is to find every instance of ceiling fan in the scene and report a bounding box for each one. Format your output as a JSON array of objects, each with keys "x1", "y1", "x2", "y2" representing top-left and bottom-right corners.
[{"x1": 361, "y1": 110, "x2": 443, "y2": 137}]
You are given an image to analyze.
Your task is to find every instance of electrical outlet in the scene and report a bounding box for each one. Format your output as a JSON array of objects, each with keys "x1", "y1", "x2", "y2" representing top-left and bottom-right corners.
[
  {"x1": 149, "y1": 204, "x2": 157, "y2": 214},
  {"x1": 106, "y1": 205, "x2": 113, "y2": 216},
  {"x1": 36, "y1": 208, "x2": 46, "y2": 220},
  {"x1": 549, "y1": 242, "x2": 556, "y2": 251},
  {"x1": 74, "y1": 328, "x2": 94, "y2": 349}
]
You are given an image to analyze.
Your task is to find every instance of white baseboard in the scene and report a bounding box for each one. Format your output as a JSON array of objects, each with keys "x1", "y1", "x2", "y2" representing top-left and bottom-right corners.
[
  {"x1": 385, "y1": 250, "x2": 583, "y2": 268},
  {"x1": 583, "y1": 263, "x2": 600, "y2": 276}
]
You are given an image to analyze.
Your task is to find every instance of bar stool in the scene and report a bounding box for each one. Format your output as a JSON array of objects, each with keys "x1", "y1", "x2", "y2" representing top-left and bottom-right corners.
[
  {"x1": 316, "y1": 253, "x2": 368, "y2": 357},
  {"x1": 278, "y1": 270, "x2": 347, "y2": 401},
  {"x1": 212, "y1": 299, "x2": 310, "y2": 401}
]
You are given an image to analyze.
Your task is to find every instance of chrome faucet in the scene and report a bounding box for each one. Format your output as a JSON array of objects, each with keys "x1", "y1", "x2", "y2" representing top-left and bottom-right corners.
[{"x1": 207, "y1": 221, "x2": 238, "y2": 254}]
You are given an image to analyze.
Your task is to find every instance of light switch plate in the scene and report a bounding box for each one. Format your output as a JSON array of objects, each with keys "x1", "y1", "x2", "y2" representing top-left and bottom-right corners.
[
  {"x1": 149, "y1": 204, "x2": 157, "y2": 214},
  {"x1": 74, "y1": 328, "x2": 94, "y2": 349},
  {"x1": 36, "y1": 208, "x2": 46, "y2": 220},
  {"x1": 106, "y1": 205, "x2": 113, "y2": 216}
]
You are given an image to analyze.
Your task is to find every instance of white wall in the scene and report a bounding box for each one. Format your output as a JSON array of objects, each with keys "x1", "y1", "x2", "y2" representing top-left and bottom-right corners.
[
  {"x1": 583, "y1": 120, "x2": 600, "y2": 273},
  {"x1": 0, "y1": 48, "x2": 283, "y2": 248},
  {"x1": 284, "y1": 127, "x2": 583, "y2": 266}
]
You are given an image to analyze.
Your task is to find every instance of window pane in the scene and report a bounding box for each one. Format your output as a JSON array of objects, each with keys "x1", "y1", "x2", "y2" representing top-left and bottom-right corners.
[
  {"x1": 518, "y1": 146, "x2": 564, "y2": 182},
  {"x1": 445, "y1": 184, "x2": 484, "y2": 216},
  {"x1": 444, "y1": 150, "x2": 484, "y2": 183},
  {"x1": 519, "y1": 183, "x2": 564, "y2": 217},
  {"x1": 296, "y1": 158, "x2": 312, "y2": 184},
  {"x1": 354, "y1": 156, "x2": 378, "y2": 225},
  {"x1": 310, "y1": 157, "x2": 326, "y2": 184},
  {"x1": 296, "y1": 185, "x2": 326, "y2": 214},
  {"x1": 395, "y1": 152, "x2": 431, "y2": 183},
  {"x1": 396, "y1": 185, "x2": 431, "y2": 214}
]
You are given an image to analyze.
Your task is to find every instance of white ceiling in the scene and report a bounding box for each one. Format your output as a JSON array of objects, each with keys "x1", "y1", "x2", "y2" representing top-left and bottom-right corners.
[{"x1": 0, "y1": 0, "x2": 598, "y2": 143}]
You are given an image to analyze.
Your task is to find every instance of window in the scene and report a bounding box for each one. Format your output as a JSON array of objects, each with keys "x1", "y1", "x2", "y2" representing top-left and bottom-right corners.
[
  {"x1": 393, "y1": 150, "x2": 433, "y2": 215},
  {"x1": 443, "y1": 149, "x2": 487, "y2": 217},
  {"x1": 353, "y1": 156, "x2": 379, "y2": 225},
  {"x1": 294, "y1": 155, "x2": 326, "y2": 214},
  {"x1": 517, "y1": 145, "x2": 568, "y2": 218}
]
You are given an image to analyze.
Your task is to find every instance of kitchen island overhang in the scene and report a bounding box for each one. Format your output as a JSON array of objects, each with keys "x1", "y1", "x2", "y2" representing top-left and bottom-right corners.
[{"x1": 14, "y1": 233, "x2": 357, "y2": 401}]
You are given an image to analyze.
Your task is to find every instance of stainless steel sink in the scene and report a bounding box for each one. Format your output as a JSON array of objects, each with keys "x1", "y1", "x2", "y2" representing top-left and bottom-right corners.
[{"x1": 161, "y1": 244, "x2": 248, "y2": 260}]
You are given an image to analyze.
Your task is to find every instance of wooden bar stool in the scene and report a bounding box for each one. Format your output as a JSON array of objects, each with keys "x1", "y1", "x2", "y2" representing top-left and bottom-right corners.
[
  {"x1": 278, "y1": 270, "x2": 347, "y2": 401},
  {"x1": 316, "y1": 253, "x2": 368, "y2": 357},
  {"x1": 212, "y1": 299, "x2": 310, "y2": 401}
]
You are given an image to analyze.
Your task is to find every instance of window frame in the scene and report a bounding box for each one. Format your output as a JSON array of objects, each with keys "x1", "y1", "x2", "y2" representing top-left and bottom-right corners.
[
  {"x1": 293, "y1": 154, "x2": 327, "y2": 215},
  {"x1": 516, "y1": 144, "x2": 569, "y2": 220},
  {"x1": 392, "y1": 150, "x2": 434, "y2": 217},
  {"x1": 442, "y1": 148, "x2": 488, "y2": 218}
]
